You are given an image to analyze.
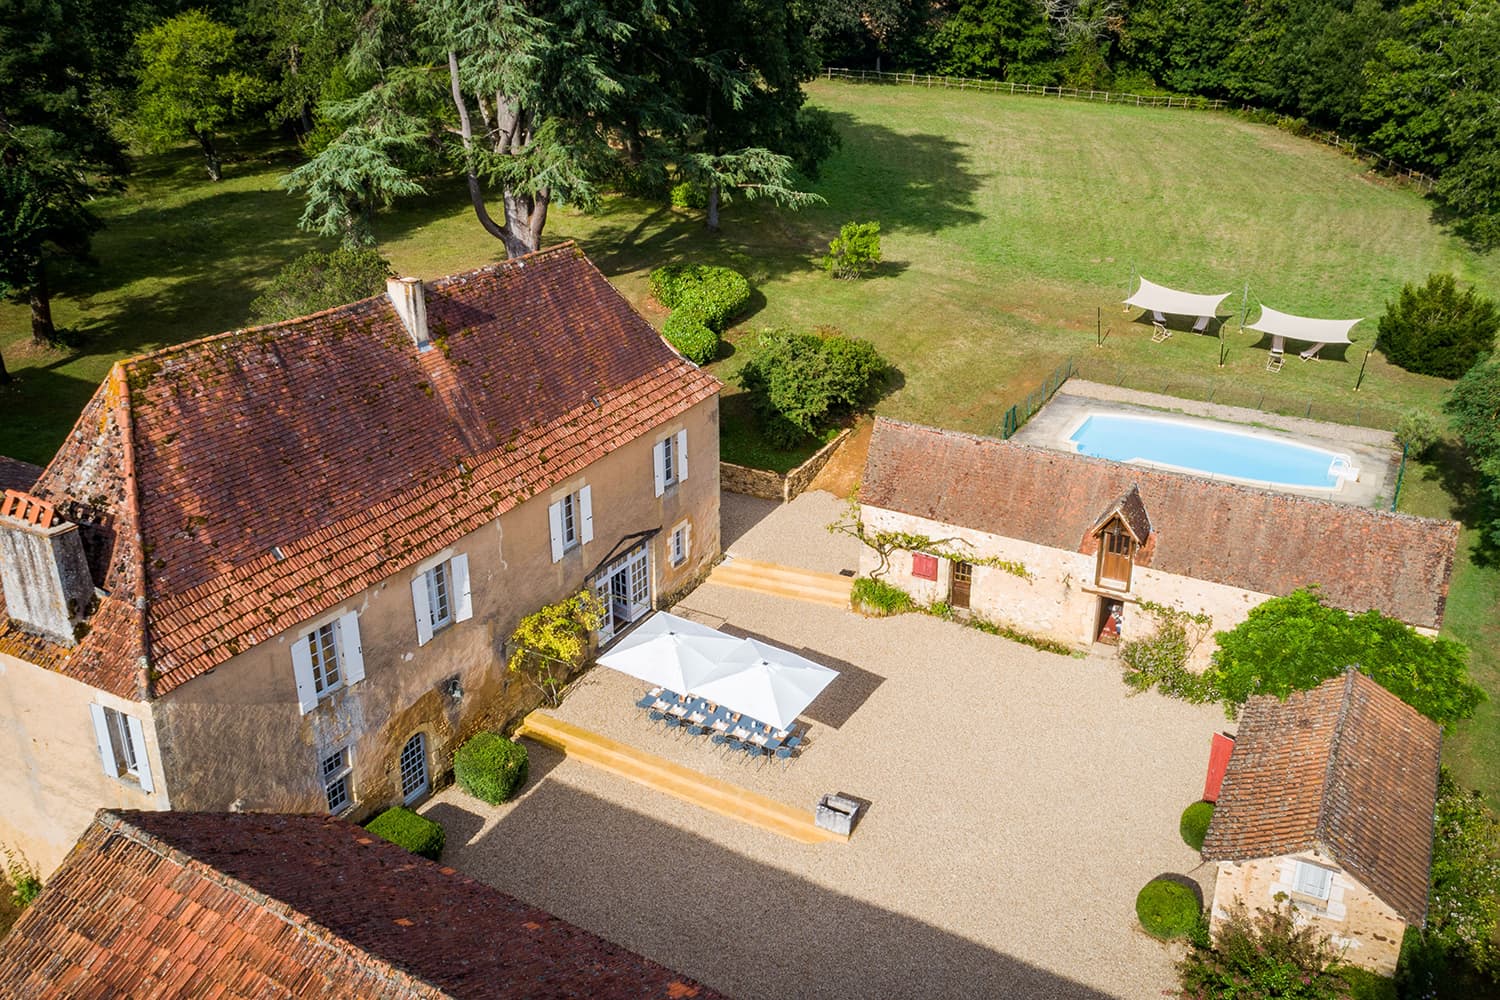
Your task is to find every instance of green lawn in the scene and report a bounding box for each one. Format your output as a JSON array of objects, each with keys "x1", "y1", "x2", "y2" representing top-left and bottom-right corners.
[{"x1": 2, "y1": 79, "x2": 1498, "y2": 792}]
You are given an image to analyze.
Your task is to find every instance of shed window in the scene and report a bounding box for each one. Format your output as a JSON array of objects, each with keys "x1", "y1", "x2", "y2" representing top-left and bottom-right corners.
[
  {"x1": 1293, "y1": 861, "x2": 1333, "y2": 901},
  {"x1": 911, "y1": 553, "x2": 939, "y2": 581}
]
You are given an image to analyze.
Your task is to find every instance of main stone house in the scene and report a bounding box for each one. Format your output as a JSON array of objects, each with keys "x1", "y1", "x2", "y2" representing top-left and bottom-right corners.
[
  {"x1": 859, "y1": 418, "x2": 1458, "y2": 656},
  {"x1": 0, "y1": 244, "x2": 722, "y2": 875}
]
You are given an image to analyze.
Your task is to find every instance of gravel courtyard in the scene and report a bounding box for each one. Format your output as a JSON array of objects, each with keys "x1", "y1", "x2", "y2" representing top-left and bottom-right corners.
[{"x1": 424, "y1": 494, "x2": 1230, "y2": 999}]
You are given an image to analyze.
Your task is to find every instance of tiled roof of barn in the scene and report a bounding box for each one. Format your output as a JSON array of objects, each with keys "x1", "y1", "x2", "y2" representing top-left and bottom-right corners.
[
  {"x1": 1201, "y1": 670, "x2": 1440, "y2": 926},
  {"x1": 860, "y1": 418, "x2": 1457, "y2": 629},
  {"x1": 0, "y1": 810, "x2": 723, "y2": 999},
  {"x1": 0, "y1": 243, "x2": 720, "y2": 698}
]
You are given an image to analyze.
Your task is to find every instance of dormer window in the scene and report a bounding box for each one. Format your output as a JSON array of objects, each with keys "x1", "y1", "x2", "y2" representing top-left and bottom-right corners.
[{"x1": 1096, "y1": 516, "x2": 1135, "y2": 590}]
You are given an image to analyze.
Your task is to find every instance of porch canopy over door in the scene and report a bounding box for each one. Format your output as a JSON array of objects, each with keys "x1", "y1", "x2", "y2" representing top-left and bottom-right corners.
[{"x1": 1124, "y1": 277, "x2": 1233, "y2": 322}]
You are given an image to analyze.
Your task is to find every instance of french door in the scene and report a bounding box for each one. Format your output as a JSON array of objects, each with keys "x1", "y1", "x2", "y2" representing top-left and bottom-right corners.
[{"x1": 593, "y1": 545, "x2": 652, "y2": 645}]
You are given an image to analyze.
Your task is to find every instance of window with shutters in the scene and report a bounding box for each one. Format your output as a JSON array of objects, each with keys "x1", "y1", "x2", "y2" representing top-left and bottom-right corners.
[
  {"x1": 561, "y1": 492, "x2": 579, "y2": 550},
  {"x1": 670, "y1": 525, "x2": 688, "y2": 566},
  {"x1": 548, "y1": 486, "x2": 593, "y2": 563},
  {"x1": 1292, "y1": 861, "x2": 1334, "y2": 901},
  {"x1": 307, "y1": 621, "x2": 343, "y2": 696},
  {"x1": 322, "y1": 746, "x2": 353, "y2": 814},
  {"x1": 411, "y1": 554, "x2": 473, "y2": 645},
  {"x1": 91, "y1": 705, "x2": 148, "y2": 787},
  {"x1": 653, "y1": 430, "x2": 689, "y2": 497}
]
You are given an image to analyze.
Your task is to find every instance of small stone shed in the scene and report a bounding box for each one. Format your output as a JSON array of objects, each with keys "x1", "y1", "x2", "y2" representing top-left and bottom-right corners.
[{"x1": 1201, "y1": 668, "x2": 1440, "y2": 975}]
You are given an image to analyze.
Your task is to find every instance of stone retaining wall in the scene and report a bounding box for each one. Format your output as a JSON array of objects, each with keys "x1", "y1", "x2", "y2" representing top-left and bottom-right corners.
[{"x1": 720, "y1": 428, "x2": 852, "y2": 503}]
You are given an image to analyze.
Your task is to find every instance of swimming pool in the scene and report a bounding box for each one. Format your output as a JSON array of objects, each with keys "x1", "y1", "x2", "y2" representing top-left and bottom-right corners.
[{"x1": 1066, "y1": 413, "x2": 1357, "y2": 489}]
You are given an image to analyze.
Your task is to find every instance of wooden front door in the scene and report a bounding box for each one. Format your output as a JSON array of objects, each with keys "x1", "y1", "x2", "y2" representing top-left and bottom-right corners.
[
  {"x1": 950, "y1": 561, "x2": 973, "y2": 609},
  {"x1": 1097, "y1": 518, "x2": 1134, "y2": 589}
]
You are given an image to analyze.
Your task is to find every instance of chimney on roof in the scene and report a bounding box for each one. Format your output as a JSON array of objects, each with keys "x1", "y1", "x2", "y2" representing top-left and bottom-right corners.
[
  {"x1": 386, "y1": 276, "x2": 431, "y2": 351},
  {"x1": 0, "y1": 491, "x2": 96, "y2": 646}
]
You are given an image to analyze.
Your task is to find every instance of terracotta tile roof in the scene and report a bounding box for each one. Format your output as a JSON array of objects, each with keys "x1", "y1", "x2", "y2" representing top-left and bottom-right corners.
[
  {"x1": 0, "y1": 244, "x2": 720, "y2": 698},
  {"x1": 0, "y1": 456, "x2": 42, "y2": 493},
  {"x1": 1201, "y1": 669, "x2": 1440, "y2": 926},
  {"x1": 860, "y1": 418, "x2": 1458, "y2": 629},
  {"x1": 0, "y1": 810, "x2": 723, "y2": 999}
]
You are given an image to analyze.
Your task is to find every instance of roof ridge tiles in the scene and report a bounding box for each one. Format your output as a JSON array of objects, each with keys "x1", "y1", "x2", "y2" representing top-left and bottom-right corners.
[{"x1": 1312, "y1": 667, "x2": 1361, "y2": 851}]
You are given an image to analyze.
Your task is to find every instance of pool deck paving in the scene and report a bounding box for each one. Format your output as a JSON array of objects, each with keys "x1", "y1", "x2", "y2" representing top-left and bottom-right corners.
[
  {"x1": 1014, "y1": 381, "x2": 1400, "y2": 507},
  {"x1": 425, "y1": 499, "x2": 1231, "y2": 998}
]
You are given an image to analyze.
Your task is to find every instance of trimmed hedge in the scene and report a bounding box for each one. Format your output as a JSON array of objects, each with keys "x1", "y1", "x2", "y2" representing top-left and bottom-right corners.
[
  {"x1": 454, "y1": 732, "x2": 529, "y2": 805},
  {"x1": 648, "y1": 264, "x2": 751, "y2": 332},
  {"x1": 366, "y1": 807, "x2": 445, "y2": 861},
  {"x1": 663, "y1": 308, "x2": 719, "y2": 365},
  {"x1": 1136, "y1": 878, "x2": 1201, "y2": 940},
  {"x1": 1180, "y1": 800, "x2": 1215, "y2": 850}
]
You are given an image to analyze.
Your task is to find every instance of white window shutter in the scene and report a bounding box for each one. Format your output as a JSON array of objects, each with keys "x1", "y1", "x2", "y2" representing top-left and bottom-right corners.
[
  {"x1": 676, "y1": 430, "x2": 688, "y2": 482},
  {"x1": 653, "y1": 441, "x2": 666, "y2": 497},
  {"x1": 579, "y1": 486, "x2": 594, "y2": 544},
  {"x1": 411, "y1": 573, "x2": 433, "y2": 646},
  {"x1": 125, "y1": 715, "x2": 154, "y2": 793},
  {"x1": 451, "y1": 553, "x2": 473, "y2": 622},
  {"x1": 339, "y1": 612, "x2": 366, "y2": 685},
  {"x1": 548, "y1": 500, "x2": 565, "y2": 562},
  {"x1": 89, "y1": 704, "x2": 119, "y2": 778},
  {"x1": 291, "y1": 636, "x2": 318, "y2": 714},
  {"x1": 683, "y1": 523, "x2": 692, "y2": 561}
]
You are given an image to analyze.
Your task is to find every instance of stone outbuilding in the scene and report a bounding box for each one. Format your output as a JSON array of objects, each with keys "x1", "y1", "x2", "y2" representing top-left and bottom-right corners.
[
  {"x1": 857, "y1": 418, "x2": 1459, "y2": 660},
  {"x1": 0, "y1": 243, "x2": 722, "y2": 874},
  {"x1": 0, "y1": 809, "x2": 723, "y2": 998},
  {"x1": 1201, "y1": 669, "x2": 1441, "y2": 975}
]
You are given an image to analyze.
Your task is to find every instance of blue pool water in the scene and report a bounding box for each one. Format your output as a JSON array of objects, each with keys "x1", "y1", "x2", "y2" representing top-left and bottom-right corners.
[{"x1": 1067, "y1": 413, "x2": 1350, "y2": 488}]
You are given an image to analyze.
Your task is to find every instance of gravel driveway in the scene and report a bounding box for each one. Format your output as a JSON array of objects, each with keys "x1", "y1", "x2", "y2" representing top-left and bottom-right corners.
[{"x1": 425, "y1": 561, "x2": 1227, "y2": 999}]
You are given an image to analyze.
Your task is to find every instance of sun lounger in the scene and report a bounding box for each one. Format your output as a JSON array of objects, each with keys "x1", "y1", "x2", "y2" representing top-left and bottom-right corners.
[
  {"x1": 1192, "y1": 315, "x2": 1210, "y2": 334},
  {"x1": 1266, "y1": 349, "x2": 1285, "y2": 373},
  {"x1": 1151, "y1": 310, "x2": 1166, "y2": 324},
  {"x1": 1300, "y1": 343, "x2": 1323, "y2": 361}
]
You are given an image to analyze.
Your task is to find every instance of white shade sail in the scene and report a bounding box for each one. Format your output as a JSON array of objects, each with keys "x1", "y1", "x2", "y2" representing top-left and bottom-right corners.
[
  {"x1": 690, "y1": 639, "x2": 840, "y2": 730},
  {"x1": 596, "y1": 612, "x2": 742, "y2": 692},
  {"x1": 1124, "y1": 277, "x2": 1233, "y2": 319},
  {"x1": 1245, "y1": 306, "x2": 1360, "y2": 346}
]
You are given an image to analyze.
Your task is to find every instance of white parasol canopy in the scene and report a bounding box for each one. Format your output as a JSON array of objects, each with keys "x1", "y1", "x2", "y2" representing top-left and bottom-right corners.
[
  {"x1": 1124, "y1": 277, "x2": 1233, "y2": 319},
  {"x1": 690, "y1": 638, "x2": 840, "y2": 730},
  {"x1": 596, "y1": 612, "x2": 742, "y2": 692},
  {"x1": 1244, "y1": 306, "x2": 1360, "y2": 346}
]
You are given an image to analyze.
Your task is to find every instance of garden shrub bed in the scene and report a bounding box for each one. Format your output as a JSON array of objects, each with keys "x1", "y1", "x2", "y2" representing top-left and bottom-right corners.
[
  {"x1": 365, "y1": 807, "x2": 445, "y2": 861},
  {"x1": 1180, "y1": 801, "x2": 1215, "y2": 850},
  {"x1": 1136, "y1": 877, "x2": 1201, "y2": 940},
  {"x1": 454, "y1": 732, "x2": 529, "y2": 804}
]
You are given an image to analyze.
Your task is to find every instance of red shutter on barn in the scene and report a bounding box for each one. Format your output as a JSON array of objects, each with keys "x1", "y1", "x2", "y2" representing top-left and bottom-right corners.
[{"x1": 912, "y1": 553, "x2": 938, "y2": 580}]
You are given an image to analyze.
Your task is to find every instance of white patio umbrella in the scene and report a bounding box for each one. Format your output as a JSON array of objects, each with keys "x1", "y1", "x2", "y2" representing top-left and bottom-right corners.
[
  {"x1": 690, "y1": 638, "x2": 840, "y2": 730},
  {"x1": 596, "y1": 612, "x2": 741, "y2": 692}
]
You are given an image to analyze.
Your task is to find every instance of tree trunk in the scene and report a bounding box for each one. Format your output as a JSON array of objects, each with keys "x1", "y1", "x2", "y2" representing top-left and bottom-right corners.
[
  {"x1": 29, "y1": 264, "x2": 56, "y2": 346},
  {"x1": 197, "y1": 131, "x2": 222, "y2": 182},
  {"x1": 447, "y1": 50, "x2": 536, "y2": 259},
  {"x1": 706, "y1": 183, "x2": 721, "y2": 231},
  {"x1": 0, "y1": 344, "x2": 11, "y2": 385}
]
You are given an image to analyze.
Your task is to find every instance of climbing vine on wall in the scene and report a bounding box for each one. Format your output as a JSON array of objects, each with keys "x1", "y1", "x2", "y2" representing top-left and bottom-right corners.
[
  {"x1": 1119, "y1": 599, "x2": 1216, "y2": 703},
  {"x1": 826, "y1": 498, "x2": 1031, "y2": 581},
  {"x1": 507, "y1": 590, "x2": 607, "y2": 706}
]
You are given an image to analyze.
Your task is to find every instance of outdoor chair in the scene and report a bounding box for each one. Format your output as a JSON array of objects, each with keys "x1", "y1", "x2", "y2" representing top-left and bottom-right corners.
[
  {"x1": 741, "y1": 742, "x2": 764, "y2": 764},
  {"x1": 1192, "y1": 315, "x2": 1210, "y2": 334},
  {"x1": 724, "y1": 737, "x2": 743, "y2": 754},
  {"x1": 1300, "y1": 345, "x2": 1322, "y2": 361},
  {"x1": 1151, "y1": 322, "x2": 1171, "y2": 343},
  {"x1": 648, "y1": 710, "x2": 666, "y2": 725},
  {"x1": 775, "y1": 746, "x2": 794, "y2": 766},
  {"x1": 687, "y1": 724, "x2": 705, "y2": 737},
  {"x1": 664, "y1": 716, "x2": 682, "y2": 736},
  {"x1": 1266, "y1": 349, "x2": 1285, "y2": 373},
  {"x1": 1152, "y1": 310, "x2": 1166, "y2": 325}
]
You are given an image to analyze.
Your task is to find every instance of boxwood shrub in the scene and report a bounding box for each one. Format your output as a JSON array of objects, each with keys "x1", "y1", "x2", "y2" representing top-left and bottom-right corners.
[
  {"x1": 647, "y1": 264, "x2": 751, "y2": 332},
  {"x1": 1180, "y1": 800, "x2": 1215, "y2": 850},
  {"x1": 1136, "y1": 877, "x2": 1201, "y2": 940},
  {"x1": 366, "y1": 807, "x2": 445, "y2": 861},
  {"x1": 662, "y1": 308, "x2": 719, "y2": 365},
  {"x1": 454, "y1": 731, "x2": 529, "y2": 804}
]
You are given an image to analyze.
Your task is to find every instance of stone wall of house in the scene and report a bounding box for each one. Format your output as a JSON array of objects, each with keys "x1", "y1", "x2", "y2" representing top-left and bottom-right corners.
[
  {"x1": 145, "y1": 395, "x2": 721, "y2": 823},
  {"x1": 1210, "y1": 852, "x2": 1408, "y2": 975},
  {"x1": 858, "y1": 506, "x2": 1270, "y2": 665},
  {"x1": 0, "y1": 654, "x2": 168, "y2": 876}
]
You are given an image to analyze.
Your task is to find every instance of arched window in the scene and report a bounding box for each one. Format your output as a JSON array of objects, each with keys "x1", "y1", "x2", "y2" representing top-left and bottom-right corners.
[{"x1": 400, "y1": 732, "x2": 429, "y2": 804}]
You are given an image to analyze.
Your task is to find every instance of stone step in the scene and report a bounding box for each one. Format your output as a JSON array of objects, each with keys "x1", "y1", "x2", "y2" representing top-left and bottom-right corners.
[
  {"x1": 516, "y1": 711, "x2": 843, "y2": 844},
  {"x1": 707, "y1": 558, "x2": 852, "y2": 608}
]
